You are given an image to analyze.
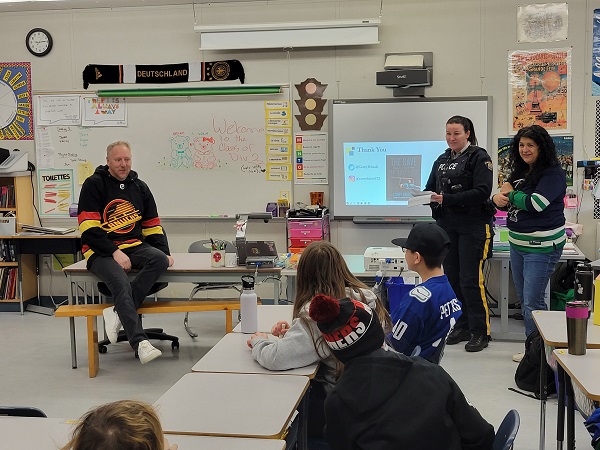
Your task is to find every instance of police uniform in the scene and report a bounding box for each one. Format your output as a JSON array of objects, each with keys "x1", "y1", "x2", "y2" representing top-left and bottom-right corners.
[{"x1": 424, "y1": 145, "x2": 494, "y2": 349}]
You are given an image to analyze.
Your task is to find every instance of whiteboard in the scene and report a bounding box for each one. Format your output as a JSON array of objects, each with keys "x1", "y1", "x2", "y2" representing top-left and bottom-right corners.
[{"x1": 34, "y1": 93, "x2": 292, "y2": 217}]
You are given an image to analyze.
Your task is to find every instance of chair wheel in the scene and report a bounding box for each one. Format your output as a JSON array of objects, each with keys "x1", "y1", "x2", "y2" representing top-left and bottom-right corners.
[
  {"x1": 99, "y1": 345, "x2": 107, "y2": 354},
  {"x1": 172, "y1": 340, "x2": 179, "y2": 350}
]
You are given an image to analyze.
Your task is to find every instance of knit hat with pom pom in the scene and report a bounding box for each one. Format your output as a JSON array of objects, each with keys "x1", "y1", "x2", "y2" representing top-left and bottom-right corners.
[{"x1": 308, "y1": 294, "x2": 384, "y2": 363}]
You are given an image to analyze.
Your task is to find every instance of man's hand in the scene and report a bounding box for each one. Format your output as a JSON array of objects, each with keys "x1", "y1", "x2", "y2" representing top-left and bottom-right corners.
[
  {"x1": 112, "y1": 249, "x2": 131, "y2": 272},
  {"x1": 500, "y1": 182, "x2": 514, "y2": 195},
  {"x1": 167, "y1": 255, "x2": 174, "y2": 267}
]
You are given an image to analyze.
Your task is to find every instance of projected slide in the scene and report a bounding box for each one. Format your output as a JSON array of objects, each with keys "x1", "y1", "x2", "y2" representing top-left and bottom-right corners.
[{"x1": 343, "y1": 141, "x2": 445, "y2": 206}]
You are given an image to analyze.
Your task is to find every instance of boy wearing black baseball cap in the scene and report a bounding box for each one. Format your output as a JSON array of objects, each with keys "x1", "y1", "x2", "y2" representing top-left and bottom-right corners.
[
  {"x1": 389, "y1": 223, "x2": 462, "y2": 362},
  {"x1": 309, "y1": 293, "x2": 495, "y2": 450}
]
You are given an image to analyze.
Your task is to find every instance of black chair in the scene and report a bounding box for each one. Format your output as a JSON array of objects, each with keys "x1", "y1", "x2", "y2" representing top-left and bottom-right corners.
[
  {"x1": 98, "y1": 281, "x2": 179, "y2": 356},
  {"x1": 184, "y1": 239, "x2": 241, "y2": 338},
  {"x1": 0, "y1": 406, "x2": 47, "y2": 417},
  {"x1": 493, "y1": 409, "x2": 520, "y2": 450}
]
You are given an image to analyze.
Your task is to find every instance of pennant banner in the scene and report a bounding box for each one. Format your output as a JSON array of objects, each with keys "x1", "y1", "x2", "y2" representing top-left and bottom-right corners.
[{"x1": 82, "y1": 60, "x2": 245, "y2": 89}]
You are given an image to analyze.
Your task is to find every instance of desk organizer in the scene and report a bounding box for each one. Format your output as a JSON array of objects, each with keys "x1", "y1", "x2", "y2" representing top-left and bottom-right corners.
[{"x1": 286, "y1": 208, "x2": 330, "y2": 254}]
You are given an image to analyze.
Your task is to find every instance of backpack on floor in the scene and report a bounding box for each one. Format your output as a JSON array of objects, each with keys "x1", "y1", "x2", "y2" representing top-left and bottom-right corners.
[{"x1": 514, "y1": 329, "x2": 556, "y2": 398}]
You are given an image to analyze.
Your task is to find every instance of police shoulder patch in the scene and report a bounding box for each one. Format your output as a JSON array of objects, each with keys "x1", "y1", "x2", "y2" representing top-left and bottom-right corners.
[{"x1": 485, "y1": 161, "x2": 493, "y2": 171}]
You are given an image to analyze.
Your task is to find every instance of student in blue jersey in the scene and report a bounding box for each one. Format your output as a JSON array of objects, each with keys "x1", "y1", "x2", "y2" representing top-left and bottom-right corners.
[
  {"x1": 492, "y1": 125, "x2": 566, "y2": 348},
  {"x1": 388, "y1": 223, "x2": 462, "y2": 363}
]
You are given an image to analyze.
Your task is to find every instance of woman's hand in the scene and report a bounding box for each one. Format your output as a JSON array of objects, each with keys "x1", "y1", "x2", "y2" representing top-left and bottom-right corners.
[
  {"x1": 493, "y1": 193, "x2": 509, "y2": 207},
  {"x1": 430, "y1": 193, "x2": 443, "y2": 204},
  {"x1": 246, "y1": 332, "x2": 269, "y2": 348},
  {"x1": 271, "y1": 321, "x2": 290, "y2": 337},
  {"x1": 500, "y1": 182, "x2": 514, "y2": 195}
]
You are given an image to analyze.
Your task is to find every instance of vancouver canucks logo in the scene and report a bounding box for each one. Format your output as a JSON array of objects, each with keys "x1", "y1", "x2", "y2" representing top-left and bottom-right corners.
[{"x1": 101, "y1": 199, "x2": 141, "y2": 233}]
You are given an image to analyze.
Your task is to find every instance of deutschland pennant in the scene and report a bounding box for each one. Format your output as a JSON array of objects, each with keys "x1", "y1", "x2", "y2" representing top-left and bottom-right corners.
[{"x1": 82, "y1": 60, "x2": 245, "y2": 89}]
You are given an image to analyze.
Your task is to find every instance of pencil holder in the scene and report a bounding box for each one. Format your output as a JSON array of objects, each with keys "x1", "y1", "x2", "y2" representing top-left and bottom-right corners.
[{"x1": 211, "y1": 250, "x2": 225, "y2": 267}]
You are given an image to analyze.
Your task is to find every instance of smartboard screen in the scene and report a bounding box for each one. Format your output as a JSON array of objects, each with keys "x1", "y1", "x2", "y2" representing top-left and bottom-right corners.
[{"x1": 330, "y1": 97, "x2": 492, "y2": 220}]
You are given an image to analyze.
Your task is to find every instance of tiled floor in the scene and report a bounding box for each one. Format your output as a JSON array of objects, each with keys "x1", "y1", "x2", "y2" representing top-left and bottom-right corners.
[{"x1": 0, "y1": 311, "x2": 593, "y2": 449}]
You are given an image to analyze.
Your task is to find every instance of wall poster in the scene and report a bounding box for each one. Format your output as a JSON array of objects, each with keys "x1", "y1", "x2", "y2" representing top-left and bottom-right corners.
[
  {"x1": 0, "y1": 62, "x2": 33, "y2": 140},
  {"x1": 508, "y1": 48, "x2": 571, "y2": 134}
]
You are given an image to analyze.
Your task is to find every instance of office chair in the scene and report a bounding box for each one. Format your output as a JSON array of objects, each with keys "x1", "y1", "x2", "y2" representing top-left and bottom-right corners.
[
  {"x1": 0, "y1": 406, "x2": 47, "y2": 417},
  {"x1": 493, "y1": 409, "x2": 520, "y2": 450},
  {"x1": 184, "y1": 239, "x2": 241, "y2": 337},
  {"x1": 98, "y1": 281, "x2": 179, "y2": 356}
]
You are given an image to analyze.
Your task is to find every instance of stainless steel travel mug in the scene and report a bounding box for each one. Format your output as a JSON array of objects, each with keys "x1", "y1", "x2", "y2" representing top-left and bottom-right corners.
[{"x1": 566, "y1": 300, "x2": 589, "y2": 355}]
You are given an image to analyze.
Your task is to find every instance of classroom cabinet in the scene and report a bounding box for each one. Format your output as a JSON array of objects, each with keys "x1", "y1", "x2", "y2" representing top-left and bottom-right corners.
[
  {"x1": 0, "y1": 175, "x2": 35, "y2": 311},
  {"x1": 286, "y1": 208, "x2": 330, "y2": 254}
]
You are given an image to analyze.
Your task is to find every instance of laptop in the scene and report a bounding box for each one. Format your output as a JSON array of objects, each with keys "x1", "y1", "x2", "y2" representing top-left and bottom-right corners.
[{"x1": 244, "y1": 240, "x2": 278, "y2": 268}]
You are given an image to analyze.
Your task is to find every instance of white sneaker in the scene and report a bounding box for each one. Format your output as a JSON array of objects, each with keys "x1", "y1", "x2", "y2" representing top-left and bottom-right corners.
[
  {"x1": 512, "y1": 352, "x2": 524, "y2": 363},
  {"x1": 102, "y1": 306, "x2": 122, "y2": 344},
  {"x1": 138, "y1": 340, "x2": 162, "y2": 364}
]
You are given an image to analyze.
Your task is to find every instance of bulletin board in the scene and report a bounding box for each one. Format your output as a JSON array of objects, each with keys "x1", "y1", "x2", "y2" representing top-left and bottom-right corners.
[{"x1": 33, "y1": 93, "x2": 293, "y2": 218}]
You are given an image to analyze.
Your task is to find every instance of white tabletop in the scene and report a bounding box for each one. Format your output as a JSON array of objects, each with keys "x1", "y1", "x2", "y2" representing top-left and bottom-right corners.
[
  {"x1": 533, "y1": 310, "x2": 600, "y2": 348},
  {"x1": 155, "y1": 372, "x2": 309, "y2": 438},
  {"x1": 0, "y1": 417, "x2": 74, "y2": 450},
  {"x1": 232, "y1": 304, "x2": 294, "y2": 333},
  {"x1": 553, "y1": 348, "x2": 600, "y2": 401},
  {"x1": 0, "y1": 416, "x2": 286, "y2": 450},
  {"x1": 191, "y1": 332, "x2": 318, "y2": 377}
]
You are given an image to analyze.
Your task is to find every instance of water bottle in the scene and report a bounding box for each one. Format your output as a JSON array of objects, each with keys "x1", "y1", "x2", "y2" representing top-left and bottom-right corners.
[
  {"x1": 574, "y1": 262, "x2": 593, "y2": 308},
  {"x1": 240, "y1": 275, "x2": 258, "y2": 333}
]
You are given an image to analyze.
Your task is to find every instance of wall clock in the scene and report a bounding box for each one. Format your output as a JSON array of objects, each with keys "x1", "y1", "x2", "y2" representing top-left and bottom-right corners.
[{"x1": 26, "y1": 28, "x2": 53, "y2": 57}]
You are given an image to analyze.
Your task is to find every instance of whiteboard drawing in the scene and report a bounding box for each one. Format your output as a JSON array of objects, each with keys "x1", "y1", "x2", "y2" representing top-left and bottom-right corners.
[
  {"x1": 170, "y1": 135, "x2": 192, "y2": 168},
  {"x1": 193, "y1": 136, "x2": 217, "y2": 169}
]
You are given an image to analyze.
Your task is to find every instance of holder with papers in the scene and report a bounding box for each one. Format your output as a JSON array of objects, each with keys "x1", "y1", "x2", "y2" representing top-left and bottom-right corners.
[{"x1": 19, "y1": 224, "x2": 77, "y2": 235}]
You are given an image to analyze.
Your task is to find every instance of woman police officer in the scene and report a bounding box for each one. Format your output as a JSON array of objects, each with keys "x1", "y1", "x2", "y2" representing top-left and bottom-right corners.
[{"x1": 425, "y1": 115, "x2": 495, "y2": 352}]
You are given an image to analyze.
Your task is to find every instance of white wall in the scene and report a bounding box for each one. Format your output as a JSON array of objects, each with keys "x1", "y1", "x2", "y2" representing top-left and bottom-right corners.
[{"x1": 0, "y1": 0, "x2": 597, "y2": 298}]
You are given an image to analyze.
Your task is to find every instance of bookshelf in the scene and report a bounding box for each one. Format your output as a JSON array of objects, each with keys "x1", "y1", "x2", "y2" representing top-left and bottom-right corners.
[{"x1": 0, "y1": 175, "x2": 36, "y2": 313}]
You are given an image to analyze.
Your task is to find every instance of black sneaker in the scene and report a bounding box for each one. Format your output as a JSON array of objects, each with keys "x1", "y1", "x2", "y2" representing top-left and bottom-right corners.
[
  {"x1": 446, "y1": 328, "x2": 471, "y2": 345},
  {"x1": 465, "y1": 334, "x2": 489, "y2": 352}
]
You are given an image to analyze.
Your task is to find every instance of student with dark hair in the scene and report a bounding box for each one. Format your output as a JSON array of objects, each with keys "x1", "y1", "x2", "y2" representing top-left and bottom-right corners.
[
  {"x1": 425, "y1": 115, "x2": 494, "y2": 353},
  {"x1": 388, "y1": 223, "x2": 462, "y2": 363},
  {"x1": 308, "y1": 294, "x2": 495, "y2": 450},
  {"x1": 492, "y1": 125, "x2": 566, "y2": 360},
  {"x1": 246, "y1": 240, "x2": 390, "y2": 439},
  {"x1": 61, "y1": 400, "x2": 178, "y2": 450}
]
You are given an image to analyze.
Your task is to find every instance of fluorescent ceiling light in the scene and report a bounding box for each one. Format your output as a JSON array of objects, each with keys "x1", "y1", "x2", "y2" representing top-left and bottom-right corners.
[{"x1": 194, "y1": 18, "x2": 380, "y2": 50}]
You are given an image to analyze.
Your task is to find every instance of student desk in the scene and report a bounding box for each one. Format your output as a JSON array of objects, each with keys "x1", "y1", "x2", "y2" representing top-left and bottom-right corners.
[
  {"x1": 191, "y1": 332, "x2": 319, "y2": 377},
  {"x1": 533, "y1": 311, "x2": 600, "y2": 450},
  {"x1": 0, "y1": 232, "x2": 81, "y2": 314},
  {"x1": 62, "y1": 253, "x2": 281, "y2": 370},
  {"x1": 0, "y1": 416, "x2": 286, "y2": 450},
  {"x1": 155, "y1": 372, "x2": 309, "y2": 439},
  {"x1": 232, "y1": 304, "x2": 294, "y2": 333},
  {"x1": 553, "y1": 349, "x2": 600, "y2": 450},
  {"x1": 0, "y1": 416, "x2": 73, "y2": 450}
]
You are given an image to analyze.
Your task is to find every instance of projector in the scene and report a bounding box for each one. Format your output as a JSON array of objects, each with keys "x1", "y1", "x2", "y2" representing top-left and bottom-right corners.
[
  {"x1": 364, "y1": 247, "x2": 406, "y2": 272},
  {"x1": 376, "y1": 69, "x2": 431, "y2": 87}
]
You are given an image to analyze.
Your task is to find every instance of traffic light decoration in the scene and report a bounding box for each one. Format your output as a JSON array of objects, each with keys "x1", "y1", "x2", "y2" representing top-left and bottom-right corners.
[{"x1": 295, "y1": 78, "x2": 327, "y2": 131}]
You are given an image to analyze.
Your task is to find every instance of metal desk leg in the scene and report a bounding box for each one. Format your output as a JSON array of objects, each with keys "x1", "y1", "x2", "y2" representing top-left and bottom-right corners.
[
  {"x1": 557, "y1": 362, "x2": 565, "y2": 449},
  {"x1": 566, "y1": 369, "x2": 575, "y2": 450},
  {"x1": 539, "y1": 343, "x2": 547, "y2": 450},
  {"x1": 68, "y1": 274, "x2": 77, "y2": 369},
  {"x1": 501, "y1": 260, "x2": 510, "y2": 333},
  {"x1": 274, "y1": 276, "x2": 280, "y2": 304}
]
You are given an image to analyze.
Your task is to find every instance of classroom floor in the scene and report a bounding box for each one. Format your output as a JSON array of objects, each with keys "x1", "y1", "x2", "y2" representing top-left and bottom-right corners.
[{"x1": 0, "y1": 311, "x2": 593, "y2": 450}]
